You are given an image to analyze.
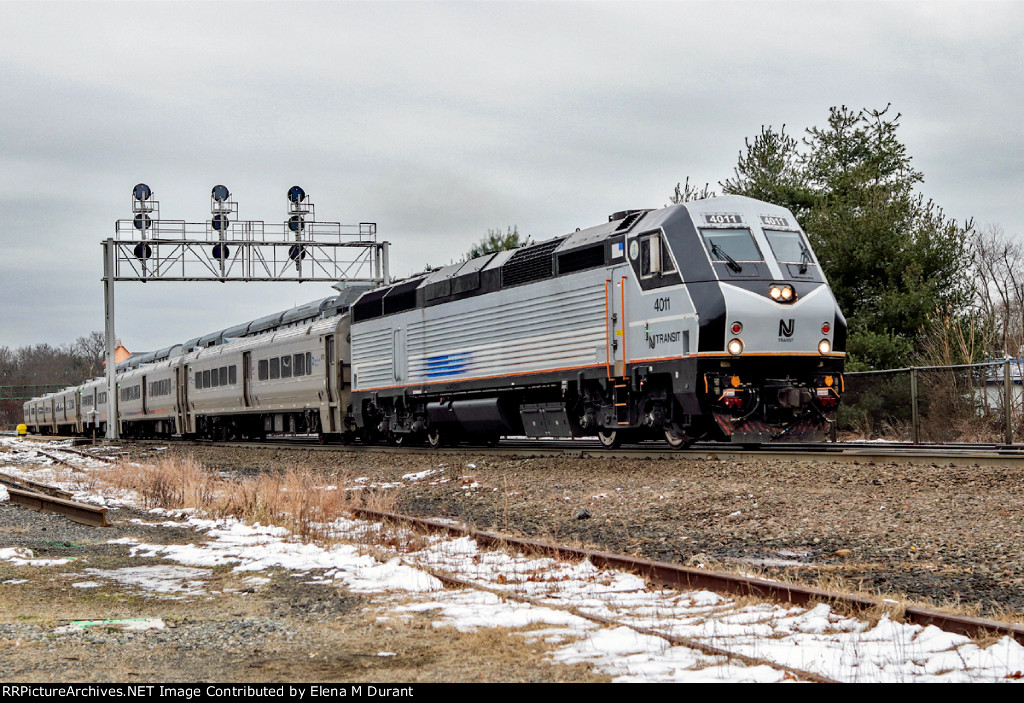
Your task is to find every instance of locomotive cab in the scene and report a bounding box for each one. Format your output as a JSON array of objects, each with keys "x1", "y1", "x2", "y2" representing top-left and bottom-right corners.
[{"x1": 654, "y1": 196, "x2": 846, "y2": 442}]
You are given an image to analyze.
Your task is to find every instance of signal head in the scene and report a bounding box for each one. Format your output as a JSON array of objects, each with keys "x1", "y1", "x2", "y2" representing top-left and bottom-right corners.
[{"x1": 132, "y1": 183, "x2": 152, "y2": 201}]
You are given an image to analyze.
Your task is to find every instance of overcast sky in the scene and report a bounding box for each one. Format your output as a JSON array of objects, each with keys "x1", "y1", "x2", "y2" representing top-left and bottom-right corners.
[{"x1": 2, "y1": 1, "x2": 1022, "y2": 352}]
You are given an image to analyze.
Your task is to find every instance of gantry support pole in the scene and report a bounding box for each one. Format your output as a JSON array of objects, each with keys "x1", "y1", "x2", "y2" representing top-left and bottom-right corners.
[{"x1": 103, "y1": 238, "x2": 119, "y2": 440}]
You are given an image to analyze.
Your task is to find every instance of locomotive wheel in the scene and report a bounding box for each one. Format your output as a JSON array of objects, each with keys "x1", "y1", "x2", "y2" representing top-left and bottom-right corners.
[
  {"x1": 597, "y1": 429, "x2": 622, "y2": 449},
  {"x1": 664, "y1": 426, "x2": 694, "y2": 450},
  {"x1": 427, "y1": 427, "x2": 442, "y2": 449}
]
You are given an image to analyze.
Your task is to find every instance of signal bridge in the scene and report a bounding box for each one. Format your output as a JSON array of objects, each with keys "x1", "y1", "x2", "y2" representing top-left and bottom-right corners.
[{"x1": 102, "y1": 184, "x2": 389, "y2": 439}]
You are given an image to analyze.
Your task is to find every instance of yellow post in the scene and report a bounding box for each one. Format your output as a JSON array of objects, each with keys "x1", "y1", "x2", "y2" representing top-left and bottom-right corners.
[{"x1": 16, "y1": 423, "x2": 27, "y2": 436}]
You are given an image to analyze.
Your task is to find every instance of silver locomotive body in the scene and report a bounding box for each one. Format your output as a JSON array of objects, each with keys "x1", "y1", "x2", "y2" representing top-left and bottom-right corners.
[{"x1": 350, "y1": 195, "x2": 845, "y2": 447}]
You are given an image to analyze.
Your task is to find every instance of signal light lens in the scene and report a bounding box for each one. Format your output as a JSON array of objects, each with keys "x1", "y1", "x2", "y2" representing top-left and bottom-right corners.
[
  {"x1": 728, "y1": 338, "x2": 744, "y2": 356},
  {"x1": 781, "y1": 286, "x2": 793, "y2": 301},
  {"x1": 731, "y1": 321, "x2": 743, "y2": 334},
  {"x1": 818, "y1": 339, "x2": 832, "y2": 355},
  {"x1": 822, "y1": 322, "x2": 831, "y2": 334},
  {"x1": 770, "y1": 286, "x2": 782, "y2": 300}
]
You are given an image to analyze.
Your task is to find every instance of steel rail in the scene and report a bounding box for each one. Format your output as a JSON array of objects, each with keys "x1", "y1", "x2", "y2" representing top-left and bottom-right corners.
[
  {"x1": 45, "y1": 446, "x2": 117, "y2": 464},
  {"x1": 0, "y1": 471, "x2": 73, "y2": 500},
  {"x1": 33, "y1": 448, "x2": 87, "y2": 470},
  {"x1": 6, "y1": 486, "x2": 109, "y2": 527},
  {"x1": 419, "y1": 563, "x2": 837, "y2": 683},
  {"x1": 355, "y1": 508, "x2": 1024, "y2": 647},
  {"x1": 109, "y1": 436, "x2": 1024, "y2": 468}
]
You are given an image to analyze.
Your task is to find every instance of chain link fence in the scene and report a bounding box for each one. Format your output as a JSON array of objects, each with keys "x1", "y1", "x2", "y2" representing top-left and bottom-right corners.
[{"x1": 838, "y1": 360, "x2": 1024, "y2": 443}]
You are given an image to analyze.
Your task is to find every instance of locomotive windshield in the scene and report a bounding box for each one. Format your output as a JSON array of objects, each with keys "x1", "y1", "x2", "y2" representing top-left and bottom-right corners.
[
  {"x1": 700, "y1": 228, "x2": 764, "y2": 266},
  {"x1": 764, "y1": 229, "x2": 813, "y2": 266}
]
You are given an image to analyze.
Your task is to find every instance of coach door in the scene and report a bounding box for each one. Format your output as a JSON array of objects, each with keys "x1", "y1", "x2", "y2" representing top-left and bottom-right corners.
[
  {"x1": 243, "y1": 352, "x2": 253, "y2": 408},
  {"x1": 324, "y1": 335, "x2": 338, "y2": 432},
  {"x1": 608, "y1": 266, "x2": 629, "y2": 378},
  {"x1": 176, "y1": 367, "x2": 191, "y2": 434},
  {"x1": 141, "y1": 375, "x2": 148, "y2": 415}
]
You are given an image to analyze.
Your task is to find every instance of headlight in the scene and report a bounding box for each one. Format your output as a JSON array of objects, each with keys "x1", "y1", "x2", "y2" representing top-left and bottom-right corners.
[
  {"x1": 818, "y1": 339, "x2": 832, "y2": 355},
  {"x1": 769, "y1": 283, "x2": 796, "y2": 303},
  {"x1": 728, "y1": 338, "x2": 744, "y2": 356}
]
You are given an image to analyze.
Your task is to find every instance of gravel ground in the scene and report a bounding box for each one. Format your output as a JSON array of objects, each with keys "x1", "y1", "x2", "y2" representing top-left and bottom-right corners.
[
  {"x1": 151, "y1": 443, "x2": 1024, "y2": 615},
  {"x1": 3, "y1": 440, "x2": 1024, "y2": 681},
  {"x1": 0, "y1": 494, "x2": 602, "y2": 683}
]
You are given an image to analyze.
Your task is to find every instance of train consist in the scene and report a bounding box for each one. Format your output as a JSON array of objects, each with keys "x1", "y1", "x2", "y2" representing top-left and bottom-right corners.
[{"x1": 25, "y1": 195, "x2": 846, "y2": 448}]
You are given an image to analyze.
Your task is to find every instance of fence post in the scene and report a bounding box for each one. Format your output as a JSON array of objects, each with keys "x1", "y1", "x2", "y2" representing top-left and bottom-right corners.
[
  {"x1": 1005, "y1": 357, "x2": 1013, "y2": 445},
  {"x1": 911, "y1": 367, "x2": 920, "y2": 444}
]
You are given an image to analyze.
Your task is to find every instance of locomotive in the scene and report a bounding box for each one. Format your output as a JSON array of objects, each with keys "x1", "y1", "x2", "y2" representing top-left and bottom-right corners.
[{"x1": 26, "y1": 196, "x2": 845, "y2": 448}]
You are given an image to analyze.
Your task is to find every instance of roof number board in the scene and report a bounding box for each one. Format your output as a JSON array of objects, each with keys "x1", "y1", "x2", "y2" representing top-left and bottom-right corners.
[
  {"x1": 760, "y1": 215, "x2": 791, "y2": 228},
  {"x1": 704, "y1": 213, "x2": 743, "y2": 225}
]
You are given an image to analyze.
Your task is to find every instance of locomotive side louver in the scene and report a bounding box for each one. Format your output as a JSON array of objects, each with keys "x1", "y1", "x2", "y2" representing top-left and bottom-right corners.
[{"x1": 501, "y1": 238, "x2": 564, "y2": 287}]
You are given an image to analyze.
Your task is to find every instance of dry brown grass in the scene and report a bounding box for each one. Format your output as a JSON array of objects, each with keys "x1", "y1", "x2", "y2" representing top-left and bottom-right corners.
[{"x1": 96, "y1": 455, "x2": 397, "y2": 544}]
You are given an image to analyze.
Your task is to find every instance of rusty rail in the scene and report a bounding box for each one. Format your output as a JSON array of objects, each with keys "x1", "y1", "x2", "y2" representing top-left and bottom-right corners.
[
  {"x1": 6, "y1": 487, "x2": 108, "y2": 527},
  {"x1": 355, "y1": 508, "x2": 1024, "y2": 646},
  {"x1": 49, "y1": 446, "x2": 117, "y2": 464},
  {"x1": 0, "y1": 471, "x2": 73, "y2": 500}
]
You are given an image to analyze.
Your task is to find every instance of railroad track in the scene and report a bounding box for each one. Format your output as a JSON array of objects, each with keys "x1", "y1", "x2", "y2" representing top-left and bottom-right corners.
[
  {"x1": 0, "y1": 441, "x2": 111, "y2": 526},
  {"x1": 415, "y1": 554, "x2": 837, "y2": 683},
  {"x1": 354, "y1": 507, "x2": 1024, "y2": 649},
  {"x1": 86, "y1": 435, "x2": 1024, "y2": 468}
]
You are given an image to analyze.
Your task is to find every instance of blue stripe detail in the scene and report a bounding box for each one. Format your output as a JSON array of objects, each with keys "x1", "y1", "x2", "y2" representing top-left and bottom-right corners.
[{"x1": 424, "y1": 352, "x2": 472, "y2": 378}]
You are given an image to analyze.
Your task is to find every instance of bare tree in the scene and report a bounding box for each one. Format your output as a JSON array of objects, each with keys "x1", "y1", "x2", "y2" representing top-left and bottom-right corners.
[
  {"x1": 73, "y1": 331, "x2": 106, "y2": 379},
  {"x1": 970, "y1": 224, "x2": 1024, "y2": 357}
]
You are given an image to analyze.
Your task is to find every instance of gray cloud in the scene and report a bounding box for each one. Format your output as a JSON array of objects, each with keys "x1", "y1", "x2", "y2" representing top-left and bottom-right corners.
[{"x1": 1, "y1": 1, "x2": 1022, "y2": 349}]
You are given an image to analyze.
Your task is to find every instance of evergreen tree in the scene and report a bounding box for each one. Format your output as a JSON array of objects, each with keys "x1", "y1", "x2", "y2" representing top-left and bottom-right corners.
[
  {"x1": 465, "y1": 226, "x2": 530, "y2": 260},
  {"x1": 669, "y1": 177, "x2": 716, "y2": 204},
  {"x1": 721, "y1": 125, "x2": 814, "y2": 219},
  {"x1": 706, "y1": 105, "x2": 973, "y2": 370}
]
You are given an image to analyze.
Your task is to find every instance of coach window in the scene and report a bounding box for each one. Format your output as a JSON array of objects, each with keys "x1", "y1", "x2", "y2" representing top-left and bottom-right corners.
[
  {"x1": 294, "y1": 353, "x2": 305, "y2": 376},
  {"x1": 219, "y1": 366, "x2": 228, "y2": 386},
  {"x1": 259, "y1": 360, "x2": 269, "y2": 381},
  {"x1": 229, "y1": 366, "x2": 237, "y2": 385},
  {"x1": 281, "y1": 355, "x2": 293, "y2": 378},
  {"x1": 270, "y1": 358, "x2": 280, "y2": 380},
  {"x1": 203, "y1": 370, "x2": 211, "y2": 388}
]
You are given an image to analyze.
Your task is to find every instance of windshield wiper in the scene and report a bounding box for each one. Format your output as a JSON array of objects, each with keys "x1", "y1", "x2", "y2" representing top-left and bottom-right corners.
[
  {"x1": 798, "y1": 243, "x2": 812, "y2": 274},
  {"x1": 710, "y1": 242, "x2": 743, "y2": 273}
]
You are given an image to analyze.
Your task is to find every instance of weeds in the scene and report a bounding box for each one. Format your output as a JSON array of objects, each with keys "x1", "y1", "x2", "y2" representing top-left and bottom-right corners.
[{"x1": 96, "y1": 455, "x2": 397, "y2": 544}]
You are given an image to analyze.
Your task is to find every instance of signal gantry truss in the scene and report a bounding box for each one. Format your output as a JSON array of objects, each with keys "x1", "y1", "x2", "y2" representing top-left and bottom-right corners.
[{"x1": 110, "y1": 218, "x2": 385, "y2": 283}]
